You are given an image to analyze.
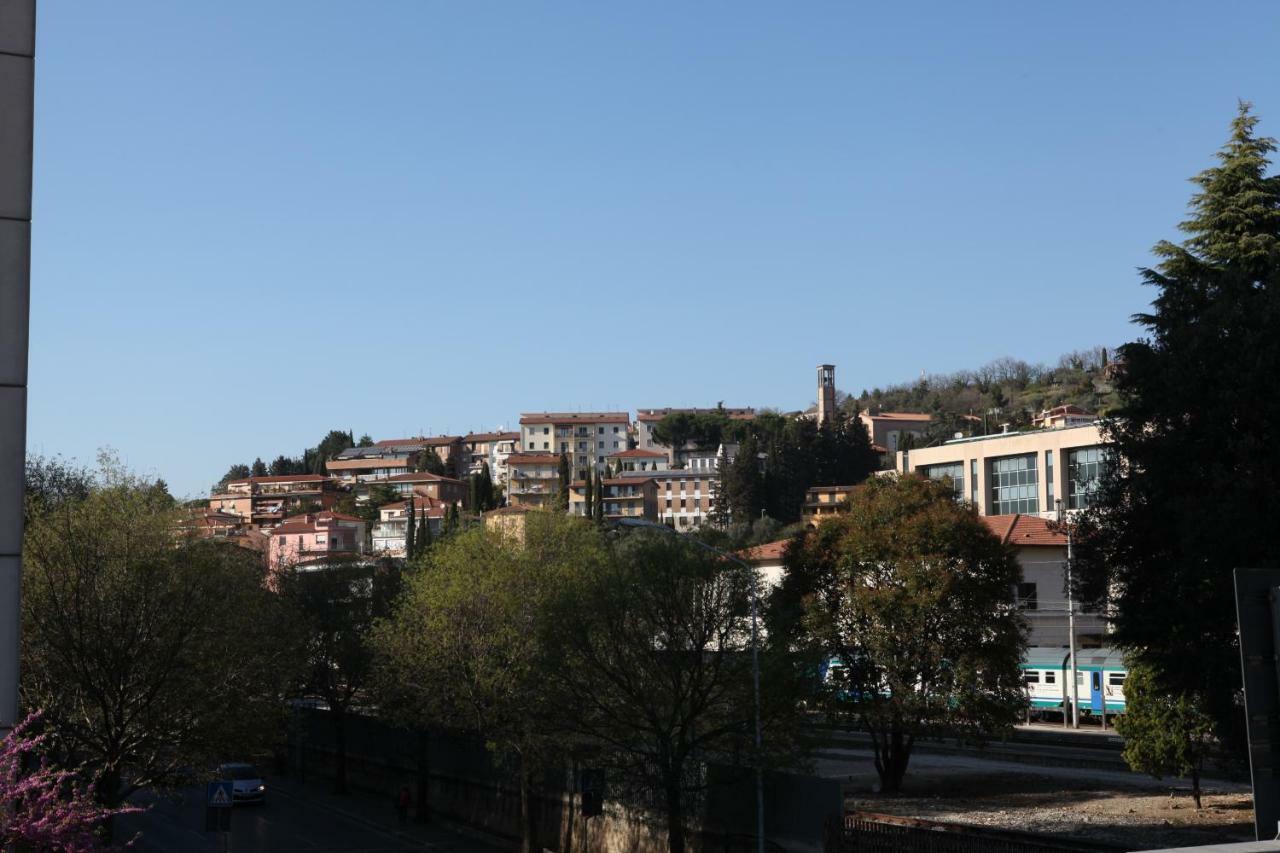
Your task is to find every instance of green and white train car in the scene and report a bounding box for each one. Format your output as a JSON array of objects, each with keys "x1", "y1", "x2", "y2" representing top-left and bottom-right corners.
[{"x1": 1021, "y1": 646, "x2": 1127, "y2": 716}]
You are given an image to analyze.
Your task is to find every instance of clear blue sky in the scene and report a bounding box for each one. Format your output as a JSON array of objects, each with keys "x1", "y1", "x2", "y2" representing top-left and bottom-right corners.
[{"x1": 25, "y1": 2, "x2": 1280, "y2": 497}]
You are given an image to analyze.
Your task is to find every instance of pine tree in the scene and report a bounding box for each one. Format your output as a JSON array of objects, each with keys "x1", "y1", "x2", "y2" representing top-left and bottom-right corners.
[
  {"x1": 583, "y1": 467, "x2": 593, "y2": 519},
  {"x1": 1074, "y1": 103, "x2": 1280, "y2": 753},
  {"x1": 721, "y1": 434, "x2": 762, "y2": 525},
  {"x1": 250, "y1": 458, "x2": 267, "y2": 477}
]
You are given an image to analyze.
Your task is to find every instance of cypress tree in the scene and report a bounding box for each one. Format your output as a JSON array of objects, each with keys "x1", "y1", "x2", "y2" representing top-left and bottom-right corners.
[
  {"x1": 593, "y1": 469, "x2": 605, "y2": 523},
  {"x1": 479, "y1": 462, "x2": 495, "y2": 511},
  {"x1": 405, "y1": 497, "x2": 416, "y2": 559},
  {"x1": 415, "y1": 514, "x2": 429, "y2": 558},
  {"x1": 555, "y1": 452, "x2": 571, "y2": 513},
  {"x1": 1074, "y1": 103, "x2": 1280, "y2": 754},
  {"x1": 583, "y1": 467, "x2": 593, "y2": 518},
  {"x1": 468, "y1": 474, "x2": 479, "y2": 512}
]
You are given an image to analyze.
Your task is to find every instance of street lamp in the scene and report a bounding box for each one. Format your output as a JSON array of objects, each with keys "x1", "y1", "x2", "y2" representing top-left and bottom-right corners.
[{"x1": 613, "y1": 518, "x2": 766, "y2": 853}]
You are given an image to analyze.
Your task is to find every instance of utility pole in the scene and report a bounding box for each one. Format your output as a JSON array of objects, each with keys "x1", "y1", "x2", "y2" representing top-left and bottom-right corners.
[
  {"x1": 1057, "y1": 499, "x2": 1079, "y2": 729},
  {"x1": 0, "y1": 0, "x2": 36, "y2": 735}
]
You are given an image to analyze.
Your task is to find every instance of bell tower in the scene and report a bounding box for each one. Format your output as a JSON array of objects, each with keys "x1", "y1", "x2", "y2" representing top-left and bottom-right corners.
[{"x1": 817, "y1": 364, "x2": 836, "y2": 426}]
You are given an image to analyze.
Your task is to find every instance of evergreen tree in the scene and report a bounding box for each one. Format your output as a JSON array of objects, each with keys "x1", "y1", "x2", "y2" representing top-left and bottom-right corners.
[
  {"x1": 221, "y1": 463, "x2": 251, "y2": 484},
  {"x1": 478, "y1": 462, "x2": 495, "y2": 511},
  {"x1": 405, "y1": 498, "x2": 417, "y2": 559},
  {"x1": 416, "y1": 450, "x2": 447, "y2": 476},
  {"x1": 1074, "y1": 103, "x2": 1280, "y2": 753},
  {"x1": 721, "y1": 434, "x2": 762, "y2": 525},
  {"x1": 468, "y1": 474, "x2": 479, "y2": 512},
  {"x1": 250, "y1": 458, "x2": 267, "y2": 477},
  {"x1": 583, "y1": 467, "x2": 593, "y2": 518},
  {"x1": 1116, "y1": 664, "x2": 1216, "y2": 809},
  {"x1": 415, "y1": 515, "x2": 430, "y2": 558},
  {"x1": 592, "y1": 469, "x2": 604, "y2": 524},
  {"x1": 555, "y1": 452, "x2": 571, "y2": 513},
  {"x1": 445, "y1": 503, "x2": 460, "y2": 536}
]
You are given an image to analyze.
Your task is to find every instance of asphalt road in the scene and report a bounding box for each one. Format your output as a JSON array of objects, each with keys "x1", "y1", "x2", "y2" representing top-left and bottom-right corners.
[{"x1": 118, "y1": 777, "x2": 501, "y2": 853}]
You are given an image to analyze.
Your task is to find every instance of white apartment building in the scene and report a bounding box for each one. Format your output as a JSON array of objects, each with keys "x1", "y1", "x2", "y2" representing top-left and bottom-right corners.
[{"x1": 519, "y1": 412, "x2": 631, "y2": 478}]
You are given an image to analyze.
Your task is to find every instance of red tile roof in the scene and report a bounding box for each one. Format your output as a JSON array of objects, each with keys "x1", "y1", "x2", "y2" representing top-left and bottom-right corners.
[
  {"x1": 519, "y1": 412, "x2": 630, "y2": 425},
  {"x1": 506, "y1": 453, "x2": 562, "y2": 466},
  {"x1": 606, "y1": 448, "x2": 667, "y2": 458},
  {"x1": 980, "y1": 514, "x2": 1067, "y2": 547},
  {"x1": 464, "y1": 431, "x2": 520, "y2": 443},
  {"x1": 373, "y1": 435, "x2": 461, "y2": 448},
  {"x1": 863, "y1": 412, "x2": 933, "y2": 422},
  {"x1": 737, "y1": 539, "x2": 790, "y2": 564},
  {"x1": 226, "y1": 474, "x2": 328, "y2": 484},
  {"x1": 385, "y1": 471, "x2": 462, "y2": 484}
]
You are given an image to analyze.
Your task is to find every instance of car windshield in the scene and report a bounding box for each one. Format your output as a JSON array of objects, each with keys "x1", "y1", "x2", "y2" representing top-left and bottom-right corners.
[{"x1": 221, "y1": 766, "x2": 260, "y2": 780}]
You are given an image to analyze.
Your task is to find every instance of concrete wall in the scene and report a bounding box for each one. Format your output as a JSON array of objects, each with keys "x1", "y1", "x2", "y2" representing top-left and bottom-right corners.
[{"x1": 0, "y1": 0, "x2": 36, "y2": 731}]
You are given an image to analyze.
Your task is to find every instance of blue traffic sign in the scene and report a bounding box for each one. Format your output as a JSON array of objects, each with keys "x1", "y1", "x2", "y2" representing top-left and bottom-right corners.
[{"x1": 207, "y1": 780, "x2": 233, "y2": 809}]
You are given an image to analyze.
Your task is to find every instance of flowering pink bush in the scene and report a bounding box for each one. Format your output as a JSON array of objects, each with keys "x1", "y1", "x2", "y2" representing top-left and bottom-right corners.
[{"x1": 1, "y1": 712, "x2": 139, "y2": 851}]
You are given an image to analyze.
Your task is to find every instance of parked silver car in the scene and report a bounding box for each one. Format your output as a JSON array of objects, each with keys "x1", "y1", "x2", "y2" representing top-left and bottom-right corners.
[{"x1": 217, "y1": 763, "x2": 266, "y2": 805}]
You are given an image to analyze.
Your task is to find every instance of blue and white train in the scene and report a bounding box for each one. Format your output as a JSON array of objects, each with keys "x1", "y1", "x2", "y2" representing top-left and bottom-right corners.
[{"x1": 1022, "y1": 646, "x2": 1127, "y2": 716}]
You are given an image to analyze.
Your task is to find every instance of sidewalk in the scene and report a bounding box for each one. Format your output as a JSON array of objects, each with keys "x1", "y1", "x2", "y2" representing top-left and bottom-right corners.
[{"x1": 269, "y1": 774, "x2": 515, "y2": 853}]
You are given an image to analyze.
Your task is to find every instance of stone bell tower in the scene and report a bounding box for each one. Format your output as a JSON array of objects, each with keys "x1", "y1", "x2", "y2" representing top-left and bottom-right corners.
[{"x1": 817, "y1": 364, "x2": 836, "y2": 426}]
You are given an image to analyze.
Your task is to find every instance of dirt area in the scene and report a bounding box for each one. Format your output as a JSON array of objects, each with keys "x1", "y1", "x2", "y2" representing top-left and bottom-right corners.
[{"x1": 845, "y1": 770, "x2": 1255, "y2": 851}]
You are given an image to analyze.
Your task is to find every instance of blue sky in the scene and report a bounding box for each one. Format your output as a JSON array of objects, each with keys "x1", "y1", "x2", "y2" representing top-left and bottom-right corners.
[{"x1": 25, "y1": 2, "x2": 1280, "y2": 497}]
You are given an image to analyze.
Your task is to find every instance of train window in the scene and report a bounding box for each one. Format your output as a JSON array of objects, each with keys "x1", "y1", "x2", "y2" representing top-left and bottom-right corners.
[
  {"x1": 1024, "y1": 672, "x2": 1040, "y2": 685},
  {"x1": 1044, "y1": 671, "x2": 1056, "y2": 684},
  {"x1": 1092, "y1": 672, "x2": 1101, "y2": 690},
  {"x1": 1108, "y1": 673, "x2": 1126, "y2": 687}
]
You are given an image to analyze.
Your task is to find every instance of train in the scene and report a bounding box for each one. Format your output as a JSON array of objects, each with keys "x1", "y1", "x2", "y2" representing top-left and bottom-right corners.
[
  {"x1": 1022, "y1": 646, "x2": 1127, "y2": 716},
  {"x1": 820, "y1": 646, "x2": 1128, "y2": 717}
]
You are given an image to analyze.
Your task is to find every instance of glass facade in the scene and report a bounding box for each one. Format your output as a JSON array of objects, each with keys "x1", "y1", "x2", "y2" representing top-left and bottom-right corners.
[
  {"x1": 990, "y1": 454, "x2": 1039, "y2": 514},
  {"x1": 922, "y1": 462, "x2": 965, "y2": 499},
  {"x1": 1068, "y1": 446, "x2": 1107, "y2": 509},
  {"x1": 1045, "y1": 450, "x2": 1055, "y2": 505}
]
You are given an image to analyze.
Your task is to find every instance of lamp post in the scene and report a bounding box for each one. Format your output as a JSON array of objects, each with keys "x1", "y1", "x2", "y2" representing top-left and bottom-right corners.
[
  {"x1": 1055, "y1": 499, "x2": 1079, "y2": 729},
  {"x1": 613, "y1": 518, "x2": 766, "y2": 853}
]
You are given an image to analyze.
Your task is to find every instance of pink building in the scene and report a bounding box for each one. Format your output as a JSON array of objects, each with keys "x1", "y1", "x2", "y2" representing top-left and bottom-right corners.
[{"x1": 267, "y1": 511, "x2": 367, "y2": 574}]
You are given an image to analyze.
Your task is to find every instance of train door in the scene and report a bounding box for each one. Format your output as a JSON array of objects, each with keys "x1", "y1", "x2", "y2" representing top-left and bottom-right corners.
[{"x1": 1089, "y1": 671, "x2": 1104, "y2": 711}]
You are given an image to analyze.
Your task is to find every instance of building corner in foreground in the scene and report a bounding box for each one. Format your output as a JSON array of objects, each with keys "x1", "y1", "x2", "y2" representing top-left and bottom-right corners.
[{"x1": 0, "y1": 0, "x2": 36, "y2": 732}]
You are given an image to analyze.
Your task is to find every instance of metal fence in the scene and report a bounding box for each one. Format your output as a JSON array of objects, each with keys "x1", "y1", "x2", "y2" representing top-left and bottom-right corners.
[{"x1": 826, "y1": 812, "x2": 1128, "y2": 853}]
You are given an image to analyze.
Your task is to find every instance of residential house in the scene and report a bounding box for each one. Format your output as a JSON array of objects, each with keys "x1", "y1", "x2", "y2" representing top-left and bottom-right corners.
[
  {"x1": 622, "y1": 465, "x2": 719, "y2": 530},
  {"x1": 461, "y1": 431, "x2": 520, "y2": 481},
  {"x1": 859, "y1": 411, "x2": 933, "y2": 454},
  {"x1": 605, "y1": 448, "x2": 669, "y2": 474},
  {"x1": 519, "y1": 412, "x2": 631, "y2": 478},
  {"x1": 506, "y1": 453, "x2": 563, "y2": 509},
  {"x1": 325, "y1": 453, "x2": 412, "y2": 485},
  {"x1": 569, "y1": 477, "x2": 658, "y2": 521},
  {"x1": 371, "y1": 498, "x2": 448, "y2": 556},
  {"x1": 210, "y1": 474, "x2": 339, "y2": 530},
  {"x1": 897, "y1": 422, "x2": 1108, "y2": 518},
  {"x1": 484, "y1": 504, "x2": 536, "y2": 545},
  {"x1": 802, "y1": 485, "x2": 857, "y2": 526},
  {"x1": 736, "y1": 538, "x2": 790, "y2": 593},
  {"x1": 266, "y1": 511, "x2": 367, "y2": 573},
  {"x1": 372, "y1": 435, "x2": 466, "y2": 477},
  {"x1": 979, "y1": 514, "x2": 1105, "y2": 648},
  {"x1": 381, "y1": 471, "x2": 467, "y2": 505},
  {"x1": 1033, "y1": 405, "x2": 1097, "y2": 430}
]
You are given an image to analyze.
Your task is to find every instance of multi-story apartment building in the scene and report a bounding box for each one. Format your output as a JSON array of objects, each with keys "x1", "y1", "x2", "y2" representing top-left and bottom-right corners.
[
  {"x1": 325, "y1": 453, "x2": 412, "y2": 485},
  {"x1": 364, "y1": 435, "x2": 466, "y2": 476},
  {"x1": 371, "y1": 498, "x2": 447, "y2": 556},
  {"x1": 634, "y1": 407, "x2": 755, "y2": 463},
  {"x1": 506, "y1": 453, "x2": 562, "y2": 509},
  {"x1": 621, "y1": 466, "x2": 718, "y2": 530},
  {"x1": 461, "y1": 431, "x2": 520, "y2": 480},
  {"x1": 381, "y1": 471, "x2": 467, "y2": 505},
  {"x1": 897, "y1": 421, "x2": 1107, "y2": 519},
  {"x1": 488, "y1": 432, "x2": 519, "y2": 488},
  {"x1": 266, "y1": 511, "x2": 366, "y2": 572},
  {"x1": 519, "y1": 412, "x2": 630, "y2": 478},
  {"x1": 568, "y1": 477, "x2": 658, "y2": 522},
  {"x1": 801, "y1": 485, "x2": 857, "y2": 526},
  {"x1": 209, "y1": 474, "x2": 339, "y2": 530},
  {"x1": 605, "y1": 448, "x2": 669, "y2": 474},
  {"x1": 1033, "y1": 405, "x2": 1097, "y2": 430}
]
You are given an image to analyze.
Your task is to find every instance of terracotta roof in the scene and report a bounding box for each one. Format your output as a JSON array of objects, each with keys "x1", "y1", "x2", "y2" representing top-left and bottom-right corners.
[
  {"x1": 464, "y1": 431, "x2": 520, "y2": 443},
  {"x1": 606, "y1": 448, "x2": 667, "y2": 459},
  {"x1": 863, "y1": 411, "x2": 933, "y2": 422},
  {"x1": 326, "y1": 457, "x2": 410, "y2": 471},
  {"x1": 506, "y1": 453, "x2": 562, "y2": 466},
  {"x1": 226, "y1": 474, "x2": 328, "y2": 485},
  {"x1": 373, "y1": 435, "x2": 460, "y2": 448},
  {"x1": 737, "y1": 538, "x2": 790, "y2": 564},
  {"x1": 271, "y1": 511, "x2": 364, "y2": 534},
  {"x1": 636, "y1": 407, "x2": 755, "y2": 422},
  {"x1": 980, "y1": 514, "x2": 1067, "y2": 547},
  {"x1": 519, "y1": 412, "x2": 630, "y2": 425},
  {"x1": 385, "y1": 471, "x2": 462, "y2": 484},
  {"x1": 380, "y1": 500, "x2": 448, "y2": 518}
]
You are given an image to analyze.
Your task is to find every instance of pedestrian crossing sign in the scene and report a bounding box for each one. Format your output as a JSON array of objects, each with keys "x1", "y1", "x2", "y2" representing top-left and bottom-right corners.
[{"x1": 207, "y1": 780, "x2": 233, "y2": 808}]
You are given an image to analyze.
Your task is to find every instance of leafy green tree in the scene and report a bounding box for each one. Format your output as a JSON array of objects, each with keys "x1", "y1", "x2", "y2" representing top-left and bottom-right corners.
[
  {"x1": 446, "y1": 442, "x2": 466, "y2": 479},
  {"x1": 1073, "y1": 104, "x2": 1280, "y2": 751},
  {"x1": 416, "y1": 449, "x2": 447, "y2": 476},
  {"x1": 1116, "y1": 665, "x2": 1216, "y2": 808},
  {"x1": 278, "y1": 558, "x2": 402, "y2": 795},
  {"x1": 545, "y1": 530, "x2": 805, "y2": 853},
  {"x1": 373, "y1": 514, "x2": 602, "y2": 853},
  {"x1": 783, "y1": 474, "x2": 1026, "y2": 793},
  {"x1": 269, "y1": 455, "x2": 304, "y2": 476},
  {"x1": 219, "y1": 462, "x2": 251, "y2": 485},
  {"x1": 313, "y1": 429, "x2": 356, "y2": 474},
  {"x1": 23, "y1": 454, "x2": 92, "y2": 526},
  {"x1": 21, "y1": 464, "x2": 303, "y2": 813}
]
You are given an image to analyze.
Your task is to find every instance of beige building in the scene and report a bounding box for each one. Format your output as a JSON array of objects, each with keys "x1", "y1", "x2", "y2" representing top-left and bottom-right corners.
[
  {"x1": 802, "y1": 485, "x2": 857, "y2": 526},
  {"x1": 519, "y1": 412, "x2": 630, "y2": 478},
  {"x1": 859, "y1": 411, "x2": 933, "y2": 453},
  {"x1": 210, "y1": 474, "x2": 339, "y2": 530},
  {"x1": 568, "y1": 477, "x2": 658, "y2": 521},
  {"x1": 506, "y1": 453, "x2": 562, "y2": 509},
  {"x1": 897, "y1": 422, "x2": 1108, "y2": 518},
  {"x1": 605, "y1": 448, "x2": 669, "y2": 473},
  {"x1": 622, "y1": 467, "x2": 719, "y2": 530}
]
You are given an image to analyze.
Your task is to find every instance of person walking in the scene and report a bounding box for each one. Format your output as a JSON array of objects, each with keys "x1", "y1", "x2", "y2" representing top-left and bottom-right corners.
[{"x1": 396, "y1": 784, "x2": 412, "y2": 825}]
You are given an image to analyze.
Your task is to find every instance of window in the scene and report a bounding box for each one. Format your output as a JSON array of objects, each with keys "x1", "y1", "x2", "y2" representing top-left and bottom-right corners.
[
  {"x1": 543, "y1": 427, "x2": 549, "y2": 434},
  {"x1": 990, "y1": 454, "x2": 1039, "y2": 514},
  {"x1": 613, "y1": 426, "x2": 619, "y2": 433},
  {"x1": 665, "y1": 499, "x2": 672, "y2": 508},
  {"x1": 921, "y1": 462, "x2": 964, "y2": 499},
  {"x1": 969, "y1": 459, "x2": 978, "y2": 504},
  {"x1": 598, "y1": 441, "x2": 604, "y2": 449},
  {"x1": 1045, "y1": 671, "x2": 1056, "y2": 684},
  {"x1": 578, "y1": 442, "x2": 587, "y2": 451},
  {"x1": 1024, "y1": 671, "x2": 1040, "y2": 685},
  {"x1": 1016, "y1": 582, "x2": 1037, "y2": 610},
  {"x1": 1068, "y1": 446, "x2": 1107, "y2": 509},
  {"x1": 1045, "y1": 450, "x2": 1055, "y2": 505},
  {"x1": 1108, "y1": 672, "x2": 1126, "y2": 687},
  {"x1": 528, "y1": 443, "x2": 536, "y2": 450},
  {"x1": 613, "y1": 441, "x2": 619, "y2": 448},
  {"x1": 542, "y1": 442, "x2": 549, "y2": 450}
]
